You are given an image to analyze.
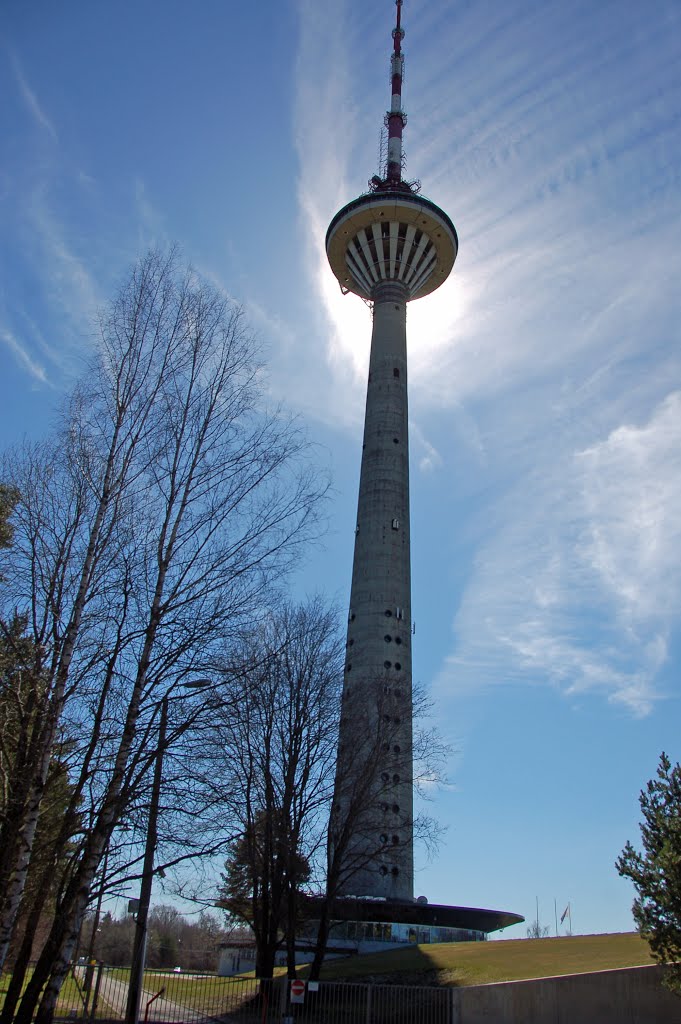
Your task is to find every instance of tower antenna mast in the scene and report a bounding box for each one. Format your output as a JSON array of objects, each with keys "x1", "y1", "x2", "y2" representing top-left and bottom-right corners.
[{"x1": 386, "y1": 0, "x2": 406, "y2": 185}]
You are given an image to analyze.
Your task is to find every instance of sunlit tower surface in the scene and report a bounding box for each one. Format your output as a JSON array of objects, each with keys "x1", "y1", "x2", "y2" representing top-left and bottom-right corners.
[{"x1": 326, "y1": 0, "x2": 458, "y2": 903}]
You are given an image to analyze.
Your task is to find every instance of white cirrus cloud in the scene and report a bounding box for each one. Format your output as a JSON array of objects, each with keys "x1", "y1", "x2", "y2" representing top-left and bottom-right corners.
[
  {"x1": 0, "y1": 326, "x2": 49, "y2": 385},
  {"x1": 434, "y1": 392, "x2": 681, "y2": 717},
  {"x1": 10, "y1": 52, "x2": 58, "y2": 142},
  {"x1": 575, "y1": 392, "x2": 681, "y2": 629}
]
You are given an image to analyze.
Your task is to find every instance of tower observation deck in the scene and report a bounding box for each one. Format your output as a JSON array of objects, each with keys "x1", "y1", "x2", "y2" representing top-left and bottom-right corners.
[{"x1": 326, "y1": 0, "x2": 457, "y2": 904}]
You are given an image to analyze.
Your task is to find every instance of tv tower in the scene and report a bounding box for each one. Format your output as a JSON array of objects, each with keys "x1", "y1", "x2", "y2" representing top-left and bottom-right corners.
[{"x1": 327, "y1": 0, "x2": 457, "y2": 903}]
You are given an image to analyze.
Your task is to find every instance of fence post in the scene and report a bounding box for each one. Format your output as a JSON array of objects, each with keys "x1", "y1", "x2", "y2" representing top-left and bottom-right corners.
[
  {"x1": 87, "y1": 963, "x2": 104, "y2": 1024},
  {"x1": 451, "y1": 985, "x2": 461, "y2": 1024},
  {"x1": 277, "y1": 977, "x2": 288, "y2": 1021},
  {"x1": 365, "y1": 983, "x2": 372, "y2": 1024}
]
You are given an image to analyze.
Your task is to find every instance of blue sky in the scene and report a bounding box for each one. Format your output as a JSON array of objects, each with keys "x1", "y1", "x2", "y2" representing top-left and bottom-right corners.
[{"x1": 2, "y1": 0, "x2": 681, "y2": 938}]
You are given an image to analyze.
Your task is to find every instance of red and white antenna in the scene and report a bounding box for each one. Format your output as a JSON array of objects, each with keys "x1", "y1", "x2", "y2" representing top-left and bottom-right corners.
[{"x1": 386, "y1": 0, "x2": 406, "y2": 184}]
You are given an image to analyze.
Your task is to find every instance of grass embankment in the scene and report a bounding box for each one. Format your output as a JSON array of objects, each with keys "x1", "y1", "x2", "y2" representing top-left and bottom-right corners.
[{"x1": 315, "y1": 932, "x2": 653, "y2": 987}]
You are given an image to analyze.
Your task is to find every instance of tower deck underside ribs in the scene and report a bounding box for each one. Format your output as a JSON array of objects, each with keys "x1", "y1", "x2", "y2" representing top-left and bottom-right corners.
[{"x1": 347, "y1": 221, "x2": 438, "y2": 298}]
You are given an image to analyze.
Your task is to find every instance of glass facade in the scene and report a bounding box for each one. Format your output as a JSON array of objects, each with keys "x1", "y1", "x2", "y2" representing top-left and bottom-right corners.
[{"x1": 325, "y1": 919, "x2": 486, "y2": 944}]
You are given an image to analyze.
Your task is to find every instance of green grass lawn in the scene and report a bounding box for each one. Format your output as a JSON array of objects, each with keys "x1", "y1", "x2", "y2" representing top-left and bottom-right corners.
[
  {"x1": 314, "y1": 932, "x2": 654, "y2": 987},
  {"x1": 0, "y1": 969, "x2": 91, "y2": 1018},
  {"x1": 136, "y1": 972, "x2": 257, "y2": 1015}
]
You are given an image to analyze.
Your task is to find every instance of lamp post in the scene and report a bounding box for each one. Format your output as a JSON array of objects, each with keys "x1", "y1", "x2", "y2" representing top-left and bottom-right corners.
[
  {"x1": 124, "y1": 695, "x2": 167, "y2": 1024},
  {"x1": 124, "y1": 679, "x2": 214, "y2": 1024}
]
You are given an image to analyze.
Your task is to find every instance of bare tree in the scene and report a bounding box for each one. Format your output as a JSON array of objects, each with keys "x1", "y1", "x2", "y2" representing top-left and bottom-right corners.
[
  {"x1": 216, "y1": 597, "x2": 343, "y2": 979},
  {"x1": 0, "y1": 248, "x2": 327, "y2": 1024}
]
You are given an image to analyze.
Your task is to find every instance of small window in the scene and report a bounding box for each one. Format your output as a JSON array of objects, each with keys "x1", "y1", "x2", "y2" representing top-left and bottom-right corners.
[
  {"x1": 395, "y1": 607, "x2": 404, "y2": 619},
  {"x1": 346, "y1": 663, "x2": 352, "y2": 672},
  {"x1": 391, "y1": 866, "x2": 399, "y2": 876},
  {"x1": 347, "y1": 638, "x2": 354, "y2": 646},
  {"x1": 384, "y1": 660, "x2": 392, "y2": 669},
  {"x1": 393, "y1": 744, "x2": 401, "y2": 754},
  {"x1": 393, "y1": 437, "x2": 399, "y2": 444},
  {"x1": 379, "y1": 865, "x2": 388, "y2": 875},
  {"x1": 383, "y1": 685, "x2": 391, "y2": 695},
  {"x1": 385, "y1": 609, "x2": 393, "y2": 617},
  {"x1": 395, "y1": 637, "x2": 402, "y2": 645},
  {"x1": 395, "y1": 662, "x2": 401, "y2": 671},
  {"x1": 393, "y1": 774, "x2": 400, "y2": 784},
  {"x1": 381, "y1": 772, "x2": 390, "y2": 782},
  {"x1": 380, "y1": 833, "x2": 388, "y2": 844},
  {"x1": 384, "y1": 634, "x2": 392, "y2": 643},
  {"x1": 392, "y1": 804, "x2": 400, "y2": 814},
  {"x1": 381, "y1": 802, "x2": 389, "y2": 811},
  {"x1": 393, "y1": 367, "x2": 400, "y2": 378},
  {"x1": 391, "y1": 518, "x2": 400, "y2": 530},
  {"x1": 350, "y1": 612, "x2": 356, "y2": 622},
  {"x1": 391, "y1": 834, "x2": 400, "y2": 845}
]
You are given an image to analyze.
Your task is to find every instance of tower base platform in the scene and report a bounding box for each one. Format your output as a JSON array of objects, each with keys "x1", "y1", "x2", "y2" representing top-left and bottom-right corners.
[{"x1": 299, "y1": 894, "x2": 524, "y2": 953}]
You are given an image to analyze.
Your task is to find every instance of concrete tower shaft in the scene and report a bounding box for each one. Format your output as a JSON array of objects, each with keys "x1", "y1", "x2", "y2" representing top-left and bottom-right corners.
[{"x1": 340, "y1": 280, "x2": 414, "y2": 900}]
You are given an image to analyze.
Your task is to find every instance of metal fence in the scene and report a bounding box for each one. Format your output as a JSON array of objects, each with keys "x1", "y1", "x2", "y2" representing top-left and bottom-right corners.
[{"x1": 51, "y1": 965, "x2": 454, "y2": 1024}]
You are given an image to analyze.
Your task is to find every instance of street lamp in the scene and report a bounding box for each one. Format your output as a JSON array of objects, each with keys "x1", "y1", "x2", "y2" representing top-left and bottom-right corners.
[{"x1": 124, "y1": 680, "x2": 214, "y2": 1024}]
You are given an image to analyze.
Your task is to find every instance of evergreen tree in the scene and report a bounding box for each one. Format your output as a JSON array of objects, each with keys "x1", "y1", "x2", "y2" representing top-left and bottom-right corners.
[{"x1": 617, "y1": 752, "x2": 681, "y2": 993}]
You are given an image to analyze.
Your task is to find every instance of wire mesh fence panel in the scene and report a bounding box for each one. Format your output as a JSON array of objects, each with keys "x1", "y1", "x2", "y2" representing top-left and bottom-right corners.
[
  {"x1": 368, "y1": 983, "x2": 451, "y2": 1024},
  {"x1": 280, "y1": 981, "x2": 451, "y2": 1024},
  {"x1": 286, "y1": 981, "x2": 367, "y2": 1024}
]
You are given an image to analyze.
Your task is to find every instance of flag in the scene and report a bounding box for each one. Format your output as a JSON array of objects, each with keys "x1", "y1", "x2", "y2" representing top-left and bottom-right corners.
[{"x1": 560, "y1": 904, "x2": 570, "y2": 924}]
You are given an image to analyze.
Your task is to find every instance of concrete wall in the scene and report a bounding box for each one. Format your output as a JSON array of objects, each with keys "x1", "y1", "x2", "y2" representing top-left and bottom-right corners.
[{"x1": 451, "y1": 964, "x2": 681, "y2": 1024}]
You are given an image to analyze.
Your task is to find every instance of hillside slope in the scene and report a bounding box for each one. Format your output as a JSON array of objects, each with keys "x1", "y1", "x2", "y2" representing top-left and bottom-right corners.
[{"x1": 317, "y1": 932, "x2": 653, "y2": 987}]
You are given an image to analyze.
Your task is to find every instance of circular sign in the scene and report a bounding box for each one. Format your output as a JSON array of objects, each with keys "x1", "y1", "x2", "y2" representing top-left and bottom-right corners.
[{"x1": 290, "y1": 979, "x2": 305, "y2": 1002}]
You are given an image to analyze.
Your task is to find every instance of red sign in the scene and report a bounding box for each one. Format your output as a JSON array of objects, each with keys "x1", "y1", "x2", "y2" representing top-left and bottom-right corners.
[{"x1": 290, "y1": 979, "x2": 306, "y2": 1003}]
